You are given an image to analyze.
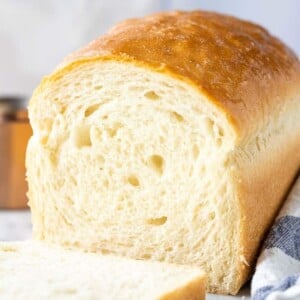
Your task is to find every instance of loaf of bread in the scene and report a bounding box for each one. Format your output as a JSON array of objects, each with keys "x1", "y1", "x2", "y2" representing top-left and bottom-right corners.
[
  {"x1": 0, "y1": 241, "x2": 205, "y2": 300},
  {"x1": 26, "y1": 10, "x2": 300, "y2": 294}
]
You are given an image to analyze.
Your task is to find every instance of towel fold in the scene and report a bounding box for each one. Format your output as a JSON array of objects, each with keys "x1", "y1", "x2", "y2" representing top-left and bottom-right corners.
[{"x1": 252, "y1": 174, "x2": 300, "y2": 300}]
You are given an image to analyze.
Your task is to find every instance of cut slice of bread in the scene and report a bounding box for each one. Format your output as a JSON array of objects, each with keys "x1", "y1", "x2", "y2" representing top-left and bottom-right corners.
[
  {"x1": 26, "y1": 11, "x2": 300, "y2": 294},
  {"x1": 0, "y1": 241, "x2": 206, "y2": 300}
]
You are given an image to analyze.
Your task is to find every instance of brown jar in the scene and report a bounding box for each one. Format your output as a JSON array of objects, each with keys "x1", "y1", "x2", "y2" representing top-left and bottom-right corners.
[{"x1": 0, "y1": 97, "x2": 32, "y2": 209}]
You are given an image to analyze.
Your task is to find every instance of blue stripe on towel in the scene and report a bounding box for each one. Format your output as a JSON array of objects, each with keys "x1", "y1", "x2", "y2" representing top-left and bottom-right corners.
[
  {"x1": 253, "y1": 274, "x2": 300, "y2": 300},
  {"x1": 264, "y1": 215, "x2": 300, "y2": 260}
]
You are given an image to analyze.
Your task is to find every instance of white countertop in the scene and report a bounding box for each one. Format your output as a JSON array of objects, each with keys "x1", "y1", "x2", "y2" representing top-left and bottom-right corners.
[
  {"x1": 0, "y1": 210, "x2": 250, "y2": 299},
  {"x1": 0, "y1": 210, "x2": 32, "y2": 241}
]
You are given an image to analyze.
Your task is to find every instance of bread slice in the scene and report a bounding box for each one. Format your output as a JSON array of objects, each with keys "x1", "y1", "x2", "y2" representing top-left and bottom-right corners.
[
  {"x1": 0, "y1": 241, "x2": 206, "y2": 300},
  {"x1": 26, "y1": 11, "x2": 300, "y2": 294}
]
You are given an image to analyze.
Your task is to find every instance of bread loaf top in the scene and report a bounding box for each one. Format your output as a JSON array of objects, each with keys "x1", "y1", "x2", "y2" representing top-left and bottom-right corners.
[{"x1": 55, "y1": 10, "x2": 300, "y2": 138}]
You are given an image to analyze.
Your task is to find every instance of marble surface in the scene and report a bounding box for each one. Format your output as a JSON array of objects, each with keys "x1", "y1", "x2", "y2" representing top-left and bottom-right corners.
[{"x1": 0, "y1": 209, "x2": 250, "y2": 299}]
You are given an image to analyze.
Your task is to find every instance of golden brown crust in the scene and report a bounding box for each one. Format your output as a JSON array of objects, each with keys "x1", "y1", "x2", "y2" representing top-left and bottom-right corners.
[
  {"x1": 63, "y1": 10, "x2": 300, "y2": 138},
  {"x1": 160, "y1": 273, "x2": 206, "y2": 300},
  {"x1": 235, "y1": 135, "x2": 300, "y2": 290}
]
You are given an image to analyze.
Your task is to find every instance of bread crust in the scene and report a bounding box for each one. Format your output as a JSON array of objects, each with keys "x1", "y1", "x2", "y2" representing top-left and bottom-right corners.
[
  {"x1": 159, "y1": 275, "x2": 206, "y2": 300},
  {"x1": 61, "y1": 10, "x2": 300, "y2": 139},
  {"x1": 231, "y1": 139, "x2": 300, "y2": 294}
]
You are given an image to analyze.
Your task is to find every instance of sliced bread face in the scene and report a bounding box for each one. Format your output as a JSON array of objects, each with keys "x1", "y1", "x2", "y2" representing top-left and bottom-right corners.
[
  {"x1": 0, "y1": 242, "x2": 206, "y2": 300},
  {"x1": 27, "y1": 61, "x2": 239, "y2": 293}
]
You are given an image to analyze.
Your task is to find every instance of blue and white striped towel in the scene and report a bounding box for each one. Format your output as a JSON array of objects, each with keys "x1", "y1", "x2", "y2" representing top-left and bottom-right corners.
[{"x1": 252, "y1": 174, "x2": 300, "y2": 300}]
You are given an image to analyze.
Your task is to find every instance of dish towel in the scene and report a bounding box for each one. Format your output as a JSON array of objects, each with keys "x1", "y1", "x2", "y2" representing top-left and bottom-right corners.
[{"x1": 252, "y1": 174, "x2": 300, "y2": 300}]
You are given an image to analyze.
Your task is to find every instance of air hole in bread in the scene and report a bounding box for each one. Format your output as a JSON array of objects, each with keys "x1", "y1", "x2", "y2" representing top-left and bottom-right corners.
[
  {"x1": 59, "y1": 105, "x2": 66, "y2": 114},
  {"x1": 103, "y1": 179, "x2": 109, "y2": 188},
  {"x1": 2, "y1": 245, "x2": 17, "y2": 252},
  {"x1": 65, "y1": 197, "x2": 74, "y2": 206},
  {"x1": 72, "y1": 125, "x2": 92, "y2": 148},
  {"x1": 216, "y1": 138, "x2": 223, "y2": 147},
  {"x1": 49, "y1": 152, "x2": 58, "y2": 167},
  {"x1": 165, "y1": 246, "x2": 173, "y2": 252},
  {"x1": 40, "y1": 135, "x2": 49, "y2": 145},
  {"x1": 118, "y1": 196, "x2": 126, "y2": 203},
  {"x1": 192, "y1": 204, "x2": 205, "y2": 223},
  {"x1": 107, "y1": 122, "x2": 123, "y2": 138},
  {"x1": 192, "y1": 145, "x2": 200, "y2": 160},
  {"x1": 127, "y1": 175, "x2": 140, "y2": 187},
  {"x1": 159, "y1": 136, "x2": 166, "y2": 143},
  {"x1": 63, "y1": 289, "x2": 77, "y2": 295},
  {"x1": 97, "y1": 155, "x2": 105, "y2": 165},
  {"x1": 149, "y1": 155, "x2": 164, "y2": 175},
  {"x1": 127, "y1": 201, "x2": 133, "y2": 207},
  {"x1": 199, "y1": 165, "x2": 206, "y2": 175},
  {"x1": 94, "y1": 85, "x2": 103, "y2": 90},
  {"x1": 116, "y1": 204, "x2": 123, "y2": 211},
  {"x1": 144, "y1": 90, "x2": 160, "y2": 100},
  {"x1": 204, "y1": 118, "x2": 214, "y2": 135},
  {"x1": 90, "y1": 127, "x2": 102, "y2": 144},
  {"x1": 128, "y1": 85, "x2": 144, "y2": 92},
  {"x1": 146, "y1": 216, "x2": 167, "y2": 226},
  {"x1": 39, "y1": 118, "x2": 53, "y2": 145},
  {"x1": 70, "y1": 175, "x2": 78, "y2": 186},
  {"x1": 141, "y1": 253, "x2": 151, "y2": 259},
  {"x1": 84, "y1": 104, "x2": 101, "y2": 117},
  {"x1": 172, "y1": 111, "x2": 184, "y2": 122},
  {"x1": 214, "y1": 125, "x2": 224, "y2": 141},
  {"x1": 101, "y1": 249, "x2": 110, "y2": 255},
  {"x1": 219, "y1": 128, "x2": 224, "y2": 137},
  {"x1": 209, "y1": 212, "x2": 216, "y2": 220}
]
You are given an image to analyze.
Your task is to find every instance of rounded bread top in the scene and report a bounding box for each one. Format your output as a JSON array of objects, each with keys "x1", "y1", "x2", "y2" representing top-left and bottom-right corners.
[{"x1": 61, "y1": 11, "x2": 300, "y2": 137}]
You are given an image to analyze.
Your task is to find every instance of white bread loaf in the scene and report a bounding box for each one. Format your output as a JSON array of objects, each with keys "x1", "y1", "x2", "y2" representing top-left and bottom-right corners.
[
  {"x1": 0, "y1": 241, "x2": 205, "y2": 300},
  {"x1": 26, "y1": 11, "x2": 300, "y2": 294}
]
